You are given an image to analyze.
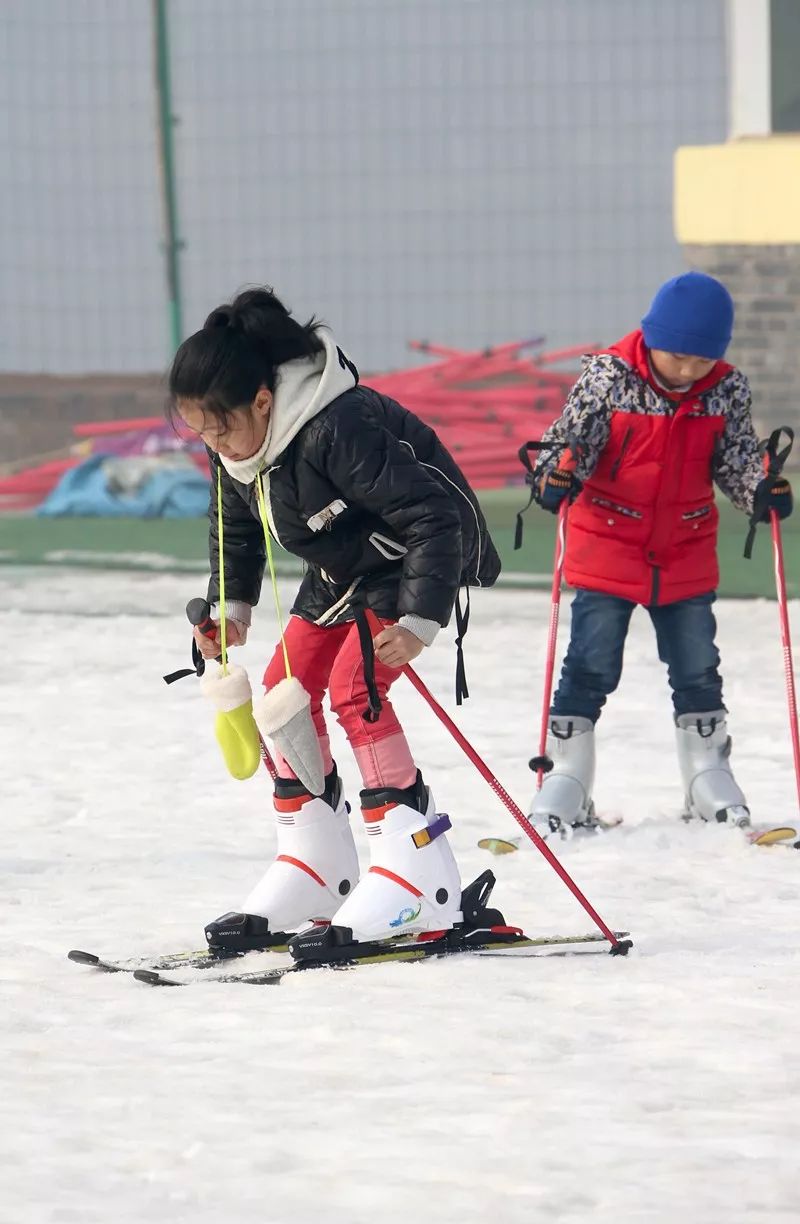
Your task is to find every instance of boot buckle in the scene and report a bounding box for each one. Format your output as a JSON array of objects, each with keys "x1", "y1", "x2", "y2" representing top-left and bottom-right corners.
[{"x1": 411, "y1": 812, "x2": 452, "y2": 848}]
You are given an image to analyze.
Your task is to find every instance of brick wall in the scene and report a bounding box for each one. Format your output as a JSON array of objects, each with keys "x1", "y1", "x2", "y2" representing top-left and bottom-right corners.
[{"x1": 684, "y1": 244, "x2": 800, "y2": 441}]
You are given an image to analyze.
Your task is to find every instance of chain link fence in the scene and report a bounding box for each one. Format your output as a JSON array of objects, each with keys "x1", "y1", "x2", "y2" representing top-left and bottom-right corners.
[{"x1": 1, "y1": 0, "x2": 728, "y2": 377}]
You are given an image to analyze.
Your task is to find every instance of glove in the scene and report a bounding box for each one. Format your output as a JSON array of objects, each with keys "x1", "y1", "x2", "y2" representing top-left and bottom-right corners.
[
  {"x1": 538, "y1": 467, "x2": 582, "y2": 514},
  {"x1": 755, "y1": 476, "x2": 793, "y2": 522}
]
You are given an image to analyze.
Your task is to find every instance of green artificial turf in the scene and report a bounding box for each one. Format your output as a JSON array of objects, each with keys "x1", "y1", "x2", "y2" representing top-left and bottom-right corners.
[{"x1": 0, "y1": 489, "x2": 796, "y2": 598}]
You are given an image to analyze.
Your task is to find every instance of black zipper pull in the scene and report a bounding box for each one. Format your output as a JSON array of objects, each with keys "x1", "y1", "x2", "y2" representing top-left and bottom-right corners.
[{"x1": 609, "y1": 427, "x2": 633, "y2": 481}]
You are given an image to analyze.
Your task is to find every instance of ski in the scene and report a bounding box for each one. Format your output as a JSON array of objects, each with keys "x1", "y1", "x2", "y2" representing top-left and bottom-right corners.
[
  {"x1": 685, "y1": 817, "x2": 799, "y2": 847},
  {"x1": 479, "y1": 821, "x2": 799, "y2": 853},
  {"x1": 478, "y1": 815, "x2": 623, "y2": 854},
  {"x1": 132, "y1": 929, "x2": 632, "y2": 987},
  {"x1": 66, "y1": 943, "x2": 289, "y2": 976},
  {"x1": 746, "y1": 825, "x2": 799, "y2": 847}
]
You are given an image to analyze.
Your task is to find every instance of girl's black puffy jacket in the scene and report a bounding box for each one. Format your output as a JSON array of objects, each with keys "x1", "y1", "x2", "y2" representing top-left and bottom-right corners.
[{"x1": 207, "y1": 383, "x2": 501, "y2": 628}]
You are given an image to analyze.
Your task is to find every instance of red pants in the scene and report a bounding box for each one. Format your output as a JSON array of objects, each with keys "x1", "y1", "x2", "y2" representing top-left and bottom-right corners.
[{"x1": 263, "y1": 615, "x2": 417, "y2": 790}]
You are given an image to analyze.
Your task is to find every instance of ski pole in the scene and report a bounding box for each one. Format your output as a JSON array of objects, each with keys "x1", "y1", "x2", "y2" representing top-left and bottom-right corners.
[
  {"x1": 529, "y1": 446, "x2": 579, "y2": 788},
  {"x1": 531, "y1": 495, "x2": 570, "y2": 788},
  {"x1": 770, "y1": 506, "x2": 800, "y2": 814},
  {"x1": 187, "y1": 597, "x2": 279, "y2": 782},
  {"x1": 364, "y1": 609, "x2": 627, "y2": 951},
  {"x1": 402, "y1": 661, "x2": 626, "y2": 951},
  {"x1": 744, "y1": 428, "x2": 799, "y2": 816}
]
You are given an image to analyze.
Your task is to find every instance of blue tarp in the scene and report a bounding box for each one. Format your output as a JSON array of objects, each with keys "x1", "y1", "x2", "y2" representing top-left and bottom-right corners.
[{"x1": 37, "y1": 455, "x2": 209, "y2": 518}]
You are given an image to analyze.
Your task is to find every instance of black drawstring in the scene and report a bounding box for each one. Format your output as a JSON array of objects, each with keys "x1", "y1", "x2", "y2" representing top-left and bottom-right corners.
[
  {"x1": 353, "y1": 603, "x2": 383, "y2": 723},
  {"x1": 163, "y1": 638, "x2": 206, "y2": 685},
  {"x1": 514, "y1": 441, "x2": 551, "y2": 550},
  {"x1": 744, "y1": 427, "x2": 794, "y2": 559},
  {"x1": 514, "y1": 436, "x2": 582, "y2": 549},
  {"x1": 354, "y1": 589, "x2": 472, "y2": 716},
  {"x1": 454, "y1": 587, "x2": 470, "y2": 706}
]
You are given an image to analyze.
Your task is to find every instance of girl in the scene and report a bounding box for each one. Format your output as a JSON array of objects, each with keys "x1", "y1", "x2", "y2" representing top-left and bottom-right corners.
[{"x1": 168, "y1": 288, "x2": 500, "y2": 952}]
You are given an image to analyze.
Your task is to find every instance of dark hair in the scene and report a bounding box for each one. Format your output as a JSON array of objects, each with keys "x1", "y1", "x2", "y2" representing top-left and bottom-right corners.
[{"x1": 167, "y1": 287, "x2": 324, "y2": 427}]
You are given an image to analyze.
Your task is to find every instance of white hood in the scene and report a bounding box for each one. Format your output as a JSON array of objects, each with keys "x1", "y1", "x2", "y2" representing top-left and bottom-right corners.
[{"x1": 219, "y1": 328, "x2": 356, "y2": 485}]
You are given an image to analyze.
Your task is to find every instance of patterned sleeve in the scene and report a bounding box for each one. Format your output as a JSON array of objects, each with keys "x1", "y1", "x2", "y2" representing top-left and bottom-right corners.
[
  {"x1": 712, "y1": 372, "x2": 764, "y2": 515},
  {"x1": 531, "y1": 356, "x2": 618, "y2": 490}
]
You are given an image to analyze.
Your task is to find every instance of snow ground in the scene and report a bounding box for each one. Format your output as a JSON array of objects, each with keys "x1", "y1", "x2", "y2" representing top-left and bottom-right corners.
[{"x1": 2, "y1": 567, "x2": 800, "y2": 1224}]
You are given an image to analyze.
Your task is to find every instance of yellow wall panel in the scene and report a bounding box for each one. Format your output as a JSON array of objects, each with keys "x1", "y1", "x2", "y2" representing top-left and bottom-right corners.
[{"x1": 675, "y1": 138, "x2": 800, "y2": 244}]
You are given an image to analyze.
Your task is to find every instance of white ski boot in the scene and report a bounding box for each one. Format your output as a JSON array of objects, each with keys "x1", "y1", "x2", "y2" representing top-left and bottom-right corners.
[
  {"x1": 676, "y1": 710, "x2": 750, "y2": 827},
  {"x1": 205, "y1": 767, "x2": 360, "y2": 951},
  {"x1": 304, "y1": 772, "x2": 462, "y2": 945},
  {"x1": 530, "y1": 715, "x2": 599, "y2": 838}
]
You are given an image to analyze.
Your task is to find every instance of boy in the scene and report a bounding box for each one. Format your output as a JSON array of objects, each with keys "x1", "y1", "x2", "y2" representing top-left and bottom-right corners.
[{"x1": 531, "y1": 272, "x2": 793, "y2": 835}]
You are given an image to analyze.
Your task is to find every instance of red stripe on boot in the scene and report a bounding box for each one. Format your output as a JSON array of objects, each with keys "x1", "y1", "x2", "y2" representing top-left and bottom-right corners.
[
  {"x1": 368, "y1": 865, "x2": 423, "y2": 898},
  {"x1": 274, "y1": 794, "x2": 310, "y2": 814},
  {"x1": 276, "y1": 854, "x2": 325, "y2": 887},
  {"x1": 362, "y1": 802, "x2": 397, "y2": 824}
]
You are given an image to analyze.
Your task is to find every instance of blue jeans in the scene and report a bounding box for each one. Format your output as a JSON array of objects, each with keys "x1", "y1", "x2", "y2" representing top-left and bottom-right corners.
[{"x1": 552, "y1": 589, "x2": 724, "y2": 723}]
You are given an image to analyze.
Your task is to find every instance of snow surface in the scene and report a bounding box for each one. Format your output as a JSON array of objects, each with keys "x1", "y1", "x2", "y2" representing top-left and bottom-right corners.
[{"x1": 2, "y1": 567, "x2": 800, "y2": 1224}]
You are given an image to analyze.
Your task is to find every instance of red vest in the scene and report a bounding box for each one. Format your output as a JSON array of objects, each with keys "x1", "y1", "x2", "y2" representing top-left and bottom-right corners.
[{"x1": 565, "y1": 331, "x2": 732, "y2": 606}]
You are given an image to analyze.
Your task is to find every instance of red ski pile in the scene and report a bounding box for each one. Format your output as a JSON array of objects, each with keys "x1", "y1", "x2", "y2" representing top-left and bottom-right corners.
[{"x1": 370, "y1": 338, "x2": 591, "y2": 489}]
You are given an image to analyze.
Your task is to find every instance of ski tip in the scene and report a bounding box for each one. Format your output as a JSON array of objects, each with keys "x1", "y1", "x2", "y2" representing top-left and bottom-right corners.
[
  {"x1": 609, "y1": 938, "x2": 634, "y2": 957},
  {"x1": 748, "y1": 826, "x2": 798, "y2": 846},
  {"x1": 67, "y1": 950, "x2": 100, "y2": 966},
  {"x1": 477, "y1": 837, "x2": 520, "y2": 856},
  {"x1": 133, "y1": 969, "x2": 178, "y2": 987}
]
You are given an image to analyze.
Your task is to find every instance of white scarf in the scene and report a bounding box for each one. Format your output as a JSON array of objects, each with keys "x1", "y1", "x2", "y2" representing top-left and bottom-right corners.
[{"x1": 219, "y1": 328, "x2": 357, "y2": 484}]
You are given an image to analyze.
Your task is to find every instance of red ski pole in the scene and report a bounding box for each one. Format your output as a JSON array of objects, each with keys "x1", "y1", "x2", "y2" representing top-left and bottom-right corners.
[
  {"x1": 533, "y1": 496, "x2": 570, "y2": 788},
  {"x1": 365, "y1": 608, "x2": 627, "y2": 950},
  {"x1": 770, "y1": 508, "x2": 800, "y2": 813},
  {"x1": 258, "y1": 735, "x2": 279, "y2": 782},
  {"x1": 531, "y1": 447, "x2": 578, "y2": 788},
  {"x1": 745, "y1": 428, "x2": 798, "y2": 818},
  {"x1": 401, "y1": 660, "x2": 627, "y2": 951}
]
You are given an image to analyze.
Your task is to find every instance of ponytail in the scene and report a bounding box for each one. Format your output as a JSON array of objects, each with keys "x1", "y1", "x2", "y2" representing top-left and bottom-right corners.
[{"x1": 167, "y1": 287, "x2": 324, "y2": 427}]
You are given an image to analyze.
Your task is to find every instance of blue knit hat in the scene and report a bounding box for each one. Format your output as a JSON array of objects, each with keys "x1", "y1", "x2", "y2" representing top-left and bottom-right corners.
[{"x1": 641, "y1": 272, "x2": 734, "y2": 359}]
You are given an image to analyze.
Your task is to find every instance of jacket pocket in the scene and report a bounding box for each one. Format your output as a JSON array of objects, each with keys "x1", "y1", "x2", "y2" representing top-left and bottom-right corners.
[
  {"x1": 589, "y1": 495, "x2": 643, "y2": 520},
  {"x1": 574, "y1": 492, "x2": 649, "y2": 550},
  {"x1": 681, "y1": 505, "x2": 712, "y2": 522},
  {"x1": 675, "y1": 502, "x2": 717, "y2": 548}
]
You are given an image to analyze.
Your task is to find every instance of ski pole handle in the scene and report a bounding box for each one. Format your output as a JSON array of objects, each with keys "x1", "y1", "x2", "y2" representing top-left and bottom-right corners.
[
  {"x1": 186, "y1": 596, "x2": 223, "y2": 664},
  {"x1": 163, "y1": 597, "x2": 218, "y2": 684},
  {"x1": 186, "y1": 596, "x2": 216, "y2": 639},
  {"x1": 745, "y1": 427, "x2": 794, "y2": 559},
  {"x1": 762, "y1": 426, "x2": 794, "y2": 479}
]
